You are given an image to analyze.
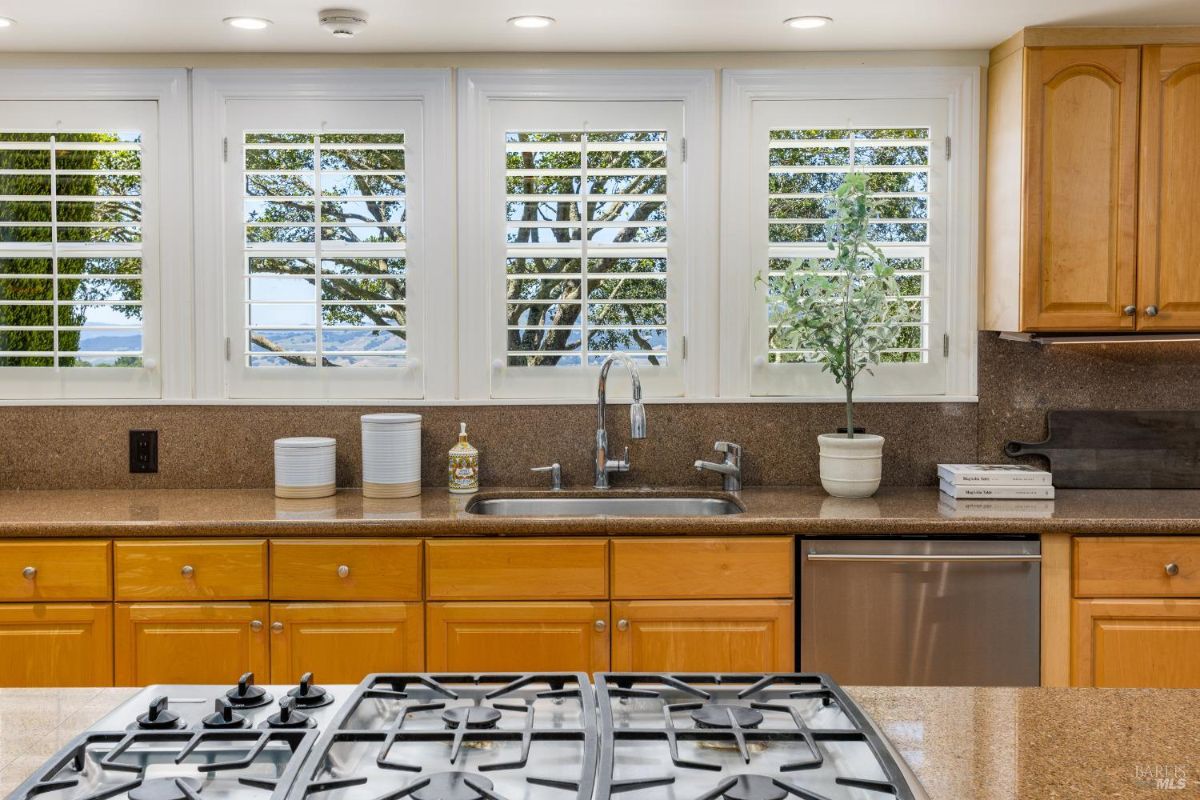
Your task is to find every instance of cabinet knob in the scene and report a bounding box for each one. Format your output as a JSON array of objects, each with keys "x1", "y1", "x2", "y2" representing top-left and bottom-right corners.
[
  {"x1": 271, "y1": 622, "x2": 284, "y2": 633},
  {"x1": 337, "y1": 565, "x2": 350, "y2": 578},
  {"x1": 180, "y1": 565, "x2": 194, "y2": 578},
  {"x1": 1123, "y1": 305, "x2": 1136, "y2": 316},
  {"x1": 21, "y1": 566, "x2": 36, "y2": 580},
  {"x1": 1166, "y1": 562, "x2": 1180, "y2": 577},
  {"x1": 249, "y1": 620, "x2": 263, "y2": 632},
  {"x1": 594, "y1": 620, "x2": 606, "y2": 632},
  {"x1": 1146, "y1": 305, "x2": 1160, "y2": 317},
  {"x1": 617, "y1": 619, "x2": 629, "y2": 632}
]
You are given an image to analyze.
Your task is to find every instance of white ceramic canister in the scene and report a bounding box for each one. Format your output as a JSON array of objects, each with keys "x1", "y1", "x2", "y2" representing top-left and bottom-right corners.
[
  {"x1": 274, "y1": 437, "x2": 337, "y2": 499},
  {"x1": 361, "y1": 413, "x2": 422, "y2": 499}
]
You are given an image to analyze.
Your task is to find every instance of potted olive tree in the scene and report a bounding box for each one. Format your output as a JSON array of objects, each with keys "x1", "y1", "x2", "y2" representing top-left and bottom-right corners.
[{"x1": 761, "y1": 172, "x2": 911, "y2": 498}]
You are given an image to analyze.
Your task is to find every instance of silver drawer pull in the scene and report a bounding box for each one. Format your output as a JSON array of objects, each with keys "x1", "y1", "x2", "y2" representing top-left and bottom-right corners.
[
  {"x1": 1166, "y1": 562, "x2": 1180, "y2": 576},
  {"x1": 594, "y1": 620, "x2": 606, "y2": 632},
  {"x1": 271, "y1": 622, "x2": 284, "y2": 633},
  {"x1": 249, "y1": 620, "x2": 263, "y2": 632},
  {"x1": 617, "y1": 619, "x2": 629, "y2": 631},
  {"x1": 337, "y1": 565, "x2": 350, "y2": 578},
  {"x1": 806, "y1": 553, "x2": 1041, "y2": 563},
  {"x1": 180, "y1": 565, "x2": 195, "y2": 578},
  {"x1": 21, "y1": 566, "x2": 36, "y2": 580}
]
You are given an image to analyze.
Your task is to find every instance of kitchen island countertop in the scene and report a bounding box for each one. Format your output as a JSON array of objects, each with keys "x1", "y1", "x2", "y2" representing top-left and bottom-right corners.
[
  {"x1": 0, "y1": 685, "x2": 1196, "y2": 799},
  {"x1": 1, "y1": 486, "x2": 1200, "y2": 537}
]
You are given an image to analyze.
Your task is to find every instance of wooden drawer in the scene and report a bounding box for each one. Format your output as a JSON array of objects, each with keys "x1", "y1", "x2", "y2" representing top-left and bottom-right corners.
[
  {"x1": 0, "y1": 540, "x2": 111, "y2": 601},
  {"x1": 426, "y1": 539, "x2": 608, "y2": 600},
  {"x1": 1076, "y1": 537, "x2": 1200, "y2": 597},
  {"x1": 270, "y1": 539, "x2": 422, "y2": 601},
  {"x1": 115, "y1": 540, "x2": 267, "y2": 601},
  {"x1": 611, "y1": 537, "x2": 793, "y2": 599}
]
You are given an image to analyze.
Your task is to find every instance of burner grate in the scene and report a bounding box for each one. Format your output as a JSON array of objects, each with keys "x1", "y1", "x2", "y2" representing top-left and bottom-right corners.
[
  {"x1": 288, "y1": 674, "x2": 597, "y2": 800},
  {"x1": 11, "y1": 729, "x2": 317, "y2": 800},
  {"x1": 595, "y1": 673, "x2": 917, "y2": 800}
]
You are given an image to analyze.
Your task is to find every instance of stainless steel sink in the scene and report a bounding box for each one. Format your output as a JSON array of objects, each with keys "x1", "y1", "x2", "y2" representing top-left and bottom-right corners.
[{"x1": 465, "y1": 495, "x2": 744, "y2": 517}]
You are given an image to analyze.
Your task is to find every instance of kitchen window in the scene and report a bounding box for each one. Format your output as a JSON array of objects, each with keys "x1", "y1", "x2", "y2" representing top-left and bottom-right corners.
[
  {"x1": 192, "y1": 70, "x2": 453, "y2": 400},
  {"x1": 0, "y1": 100, "x2": 162, "y2": 399},
  {"x1": 458, "y1": 71, "x2": 718, "y2": 400},
  {"x1": 720, "y1": 70, "x2": 979, "y2": 400}
]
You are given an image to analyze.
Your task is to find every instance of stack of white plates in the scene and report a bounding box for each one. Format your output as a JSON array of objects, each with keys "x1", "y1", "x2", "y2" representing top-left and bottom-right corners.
[
  {"x1": 274, "y1": 437, "x2": 337, "y2": 499},
  {"x1": 361, "y1": 413, "x2": 422, "y2": 498}
]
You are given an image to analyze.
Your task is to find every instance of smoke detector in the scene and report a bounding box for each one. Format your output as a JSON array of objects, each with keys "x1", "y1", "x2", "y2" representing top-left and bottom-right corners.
[{"x1": 319, "y1": 8, "x2": 368, "y2": 38}]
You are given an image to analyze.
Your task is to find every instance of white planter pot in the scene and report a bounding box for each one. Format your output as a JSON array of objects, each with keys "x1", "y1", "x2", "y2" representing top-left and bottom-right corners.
[{"x1": 817, "y1": 433, "x2": 884, "y2": 498}]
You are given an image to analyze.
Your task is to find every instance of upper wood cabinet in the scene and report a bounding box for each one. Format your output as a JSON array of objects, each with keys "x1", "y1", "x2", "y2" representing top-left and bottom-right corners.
[
  {"x1": 1138, "y1": 45, "x2": 1200, "y2": 330},
  {"x1": 986, "y1": 31, "x2": 1200, "y2": 333}
]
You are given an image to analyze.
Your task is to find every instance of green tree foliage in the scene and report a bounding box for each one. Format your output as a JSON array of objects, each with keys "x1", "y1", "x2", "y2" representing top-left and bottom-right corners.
[
  {"x1": 245, "y1": 133, "x2": 409, "y2": 366},
  {"x1": 0, "y1": 132, "x2": 142, "y2": 367},
  {"x1": 506, "y1": 131, "x2": 668, "y2": 367}
]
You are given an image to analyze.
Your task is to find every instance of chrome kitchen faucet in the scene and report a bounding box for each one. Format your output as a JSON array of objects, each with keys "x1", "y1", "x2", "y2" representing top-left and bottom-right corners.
[{"x1": 594, "y1": 353, "x2": 647, "y2": 489}]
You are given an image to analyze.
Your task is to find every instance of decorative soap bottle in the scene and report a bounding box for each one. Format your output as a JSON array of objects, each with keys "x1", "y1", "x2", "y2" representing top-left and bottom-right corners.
[{"x1": 448, "y1": 422, "x2": 479, "y2": 494}]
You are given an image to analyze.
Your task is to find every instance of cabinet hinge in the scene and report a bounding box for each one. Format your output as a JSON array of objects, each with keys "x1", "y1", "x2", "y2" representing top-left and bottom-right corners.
[
  {"x1": 224, "y1": 337, "x2": 231, "y2": 361},
  {"x1": 943, "y1": 332, "x2": 950, "y2": 358},
  {"x1": 223, "y1": 137, "x2": 228, "y2": 163},
  {"x1": 681, "y1": 138, "x2": 687, "y2": 163},
  {"x1": 944, "y1": 136, "x2": 951, "y2": 161}
]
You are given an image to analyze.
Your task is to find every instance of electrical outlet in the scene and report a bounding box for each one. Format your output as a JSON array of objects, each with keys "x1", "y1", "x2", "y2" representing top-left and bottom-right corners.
[{"x1": 129, "y1": 429, "x2": 158, "y2": 473}]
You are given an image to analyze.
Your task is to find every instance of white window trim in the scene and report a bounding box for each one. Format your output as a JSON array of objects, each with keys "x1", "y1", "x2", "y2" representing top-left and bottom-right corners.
[
  {"x1": 191, "y1": 69, "x2": 454, "y2": 400},
  {"x1": 719, "y1": 68, "x2": 980, "y2": 401},
  {"x1": 0, "y1": 69, "x2": 190, "y2": 400},
  {"x1": 457, "y1": 69, "x2": 718, "y2": 401}
]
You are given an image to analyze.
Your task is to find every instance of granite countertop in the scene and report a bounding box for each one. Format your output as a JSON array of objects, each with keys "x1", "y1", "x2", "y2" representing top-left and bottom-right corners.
[
  {"x1": 1, "y1": 686, "x2": 1197, "y2": 799},
  {"x1": 1, "y1": 486, "x2": 1200, "y2": 537}
]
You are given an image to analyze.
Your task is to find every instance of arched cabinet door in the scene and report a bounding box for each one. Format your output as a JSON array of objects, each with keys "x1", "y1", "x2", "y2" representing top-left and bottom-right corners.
[
  {"x1": 1138, "y1": 46, "x2": 1200, "y2": 331},
  {"x1": 1022, "y1": 47, "x2": 1140, "y2": 331}
]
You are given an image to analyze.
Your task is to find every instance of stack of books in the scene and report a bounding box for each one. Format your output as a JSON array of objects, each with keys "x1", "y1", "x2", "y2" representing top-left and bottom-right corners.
[
  {"x1": 937, "y1": 464, "x2": 1055, "y2": 518},
  {"x1": 938, "y1": 463, "x2": 1054, "y2": 498}
]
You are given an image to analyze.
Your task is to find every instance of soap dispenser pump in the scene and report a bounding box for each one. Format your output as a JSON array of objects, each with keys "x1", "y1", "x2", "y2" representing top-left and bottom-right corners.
[{"x1": 448, "y1": 422, "x2": 480, "y2": 494}]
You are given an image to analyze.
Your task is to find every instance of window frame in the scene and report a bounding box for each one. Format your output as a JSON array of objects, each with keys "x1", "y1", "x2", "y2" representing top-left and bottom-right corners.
[
  {"x1": 720, "y1": 68, "x2": 980, "y2": 401},
  {"x1": 191, "y1": 70, "x2": 453, "y2": 401},
  {"x1": 0, "y1": 69, "x2": 189, "y2": 400},
  {"x1": 457, "y1": 70, "x2": 718, "y2": 401}
]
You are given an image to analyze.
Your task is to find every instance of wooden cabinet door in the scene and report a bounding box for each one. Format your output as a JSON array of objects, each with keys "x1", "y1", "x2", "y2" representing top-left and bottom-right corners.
[
  {"x1": 1138, "y1": 45, "x2": 1200, "y2": 330},
  {"x1": 426, "y1": 602, "x2": 609, "y2": 672},
  {"x1": 1073, "y1": 598, "x2": 1200, "y2": 687},
  {"x1": 611, "y1": 600, "x2": 794, "y2": 672},
  {"x1": 1022, "y1": 47, "x2": 1140, "y2": 331},
  {"x1": 115, "y1": 603, "x2": 269, "y2": 686},
  {"x1": 0, "y1": 604, "x2": 112, "y2": 687},
  {"x1": 269, "y1": 603, "x2": 424, "y2": 683}
]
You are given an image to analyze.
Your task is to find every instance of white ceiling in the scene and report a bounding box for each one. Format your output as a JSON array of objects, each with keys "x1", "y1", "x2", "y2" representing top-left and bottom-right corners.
[{"x1": 0, "y1": 0, "x2": 1196, "y2": 53}]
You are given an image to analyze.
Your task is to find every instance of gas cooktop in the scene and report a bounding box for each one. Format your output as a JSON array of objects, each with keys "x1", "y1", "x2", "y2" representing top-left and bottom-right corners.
[{"x1": 4, "y1": 673, "x2": 925, "y2": 800}]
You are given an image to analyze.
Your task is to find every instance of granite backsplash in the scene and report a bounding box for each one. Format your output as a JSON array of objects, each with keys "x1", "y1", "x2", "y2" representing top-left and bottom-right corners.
[{"x1": 2, "y1": 333, "x2": 1198, "y2": 490}]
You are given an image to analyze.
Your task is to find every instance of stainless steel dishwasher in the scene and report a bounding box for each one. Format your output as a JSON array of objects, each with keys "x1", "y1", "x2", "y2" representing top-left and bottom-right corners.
[{"x1": 800, "y1": 538, "x2": 1041, "y2": 686}]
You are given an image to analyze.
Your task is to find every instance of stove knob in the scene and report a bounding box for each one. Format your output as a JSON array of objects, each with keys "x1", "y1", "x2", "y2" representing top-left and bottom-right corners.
[
  {"x1": 226, "y1": 671, "x2": 273, "y2": 708},
  {"x1": 136, "y1": 695, "x2": 181, "y2": 729},
  {"x1": 203, "y1": 697, "x2": 248, "y2": 729},
  {"x1": 266, "y1": 697, "x2": 312, "y2": 728},
  {"x1": 287, "y1": 671, "x2": 333, "y2": 707}
]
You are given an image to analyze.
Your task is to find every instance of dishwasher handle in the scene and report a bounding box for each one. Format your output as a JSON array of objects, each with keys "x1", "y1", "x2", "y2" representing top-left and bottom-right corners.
[{"x1": 806, "y1": 552, "x2": 1041, "y2": 563}]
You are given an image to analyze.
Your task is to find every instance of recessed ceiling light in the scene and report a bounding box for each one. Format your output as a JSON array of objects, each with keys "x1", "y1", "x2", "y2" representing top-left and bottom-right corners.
[
  {"x1": 507, "y1": 15, "x2": 555, "y2": 29},
  {"x1": 784, "y1": 15, "x2": 832, "y2": 29},
  {"x1": 223, "y1": 16, "x2": 272, "y2": 30},
  {"x1": 0, "y1": 17, "x2": 15, "y2": 28}
]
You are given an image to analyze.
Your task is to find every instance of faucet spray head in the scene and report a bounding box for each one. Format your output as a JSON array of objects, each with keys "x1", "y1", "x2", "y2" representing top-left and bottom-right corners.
[{"x1": 629, "y1": 402, "x2": 647, "y2": 439}]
